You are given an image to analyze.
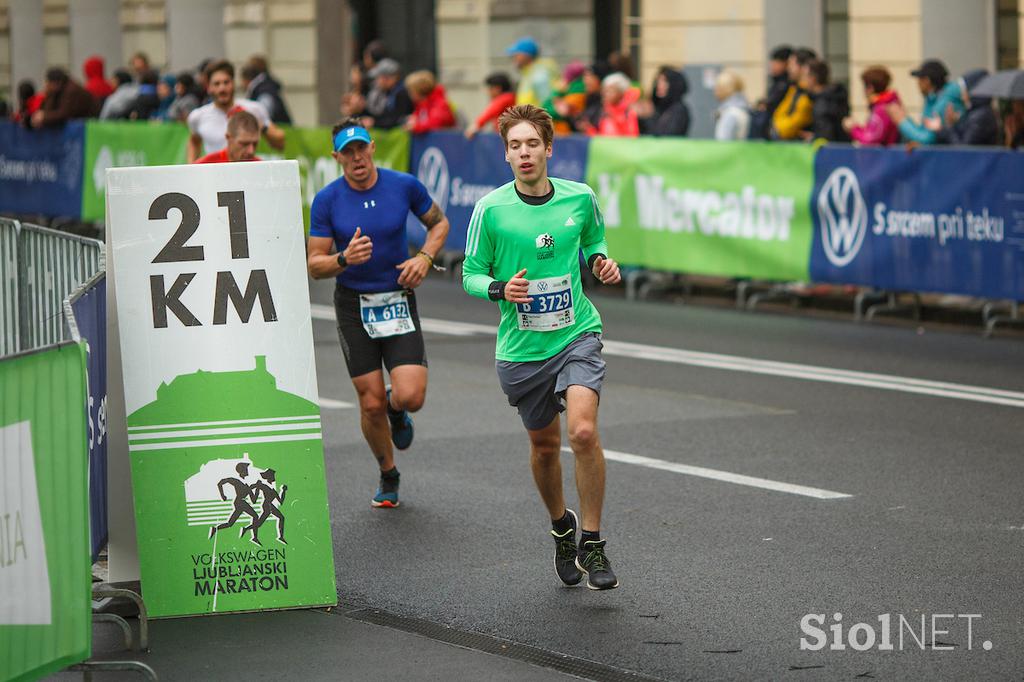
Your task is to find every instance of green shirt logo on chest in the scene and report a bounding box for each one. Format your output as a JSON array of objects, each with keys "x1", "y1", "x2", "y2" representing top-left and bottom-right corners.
[{"x1": 535, "y1": 232, "x2": 555, "y2": 260}]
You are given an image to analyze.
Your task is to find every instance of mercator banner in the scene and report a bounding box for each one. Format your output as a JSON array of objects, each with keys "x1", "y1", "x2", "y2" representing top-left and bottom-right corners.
[
  {"x1": 106, "y1": 160, "x2": 337, "y2": 618},
  {"x1": 1, "y1": 342, "x2": 91, "y2": 681},
  {"x1": 586, "y1": 138, "x2": 815, "y2": 280},
  {"x1": 811, "y1": 146, "x2": 1024, "y2": 299}
]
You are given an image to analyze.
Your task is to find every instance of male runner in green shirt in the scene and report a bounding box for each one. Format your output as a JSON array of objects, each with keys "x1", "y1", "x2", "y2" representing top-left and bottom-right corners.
[{"x1": 463, "y1": 104, "x2": 622, "y2": 590}]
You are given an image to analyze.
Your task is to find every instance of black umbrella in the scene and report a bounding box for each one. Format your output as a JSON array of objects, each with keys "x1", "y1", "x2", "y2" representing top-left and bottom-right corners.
[{"x1": 970, "y1": 69, "x2": 1024, "y2": 99}]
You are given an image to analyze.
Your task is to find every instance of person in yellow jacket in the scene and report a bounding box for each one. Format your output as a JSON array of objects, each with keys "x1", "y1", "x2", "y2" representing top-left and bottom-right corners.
[
  {"x1": 771, "y1": 47, "x2": 816, "y2": 140},
  {"x1": 507, "y1": 37, "x2": 559, "y2": 108}
]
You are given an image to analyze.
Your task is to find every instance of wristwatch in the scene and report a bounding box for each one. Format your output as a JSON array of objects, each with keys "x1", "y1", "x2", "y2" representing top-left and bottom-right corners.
[{"x1": 337, "y1": 252, "x2": 347, "y2": 269}]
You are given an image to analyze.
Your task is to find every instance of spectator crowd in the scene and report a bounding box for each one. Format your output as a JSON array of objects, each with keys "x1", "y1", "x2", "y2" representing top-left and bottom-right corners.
[{"x1": 5, "y1": 38, "x2": 1024, "y2": 151}]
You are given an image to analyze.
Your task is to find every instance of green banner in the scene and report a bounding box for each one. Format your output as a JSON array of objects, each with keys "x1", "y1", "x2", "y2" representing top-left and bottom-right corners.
[
  {"x1": 81, "y1": 122, "x2": 410, "y2": 227},
  {"x1": 1, "y1": 342, "x2": 91, "y2": 681},
  {"x1": 586, "y1": 138, "x2": 815, "y2": 281},
  {"x1": 81, "y1": 120, "x2": 190, "y2": 221},
  {"x1": 257, "y1": 125, "x2": 411, "y2": 230}
]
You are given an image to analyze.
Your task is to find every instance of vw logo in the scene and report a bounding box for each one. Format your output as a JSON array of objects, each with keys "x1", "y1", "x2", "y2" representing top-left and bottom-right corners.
[
  {"x1": 417, "y1": 147, "x2": 449, "y2": 213},
  {"x1": 818, "y1": 166, "x2": 867, "y2": 268},
  {"x1": 537, "y1": 281, "x2": 548, "y2": 292}
]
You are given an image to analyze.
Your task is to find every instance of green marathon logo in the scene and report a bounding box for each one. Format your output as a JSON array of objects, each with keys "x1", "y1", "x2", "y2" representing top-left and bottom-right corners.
[
  {"x1": 186, "y1": 453, "x2": 290, "y2": 597},
  {"x1": 536, "y1": 233, "x2": 555, "y2": 260}
]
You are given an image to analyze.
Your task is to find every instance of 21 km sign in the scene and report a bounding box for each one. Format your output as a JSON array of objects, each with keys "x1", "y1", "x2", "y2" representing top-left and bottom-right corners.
[{"x1": 106, "y1": 161, "x2": 336, "y2": 618}]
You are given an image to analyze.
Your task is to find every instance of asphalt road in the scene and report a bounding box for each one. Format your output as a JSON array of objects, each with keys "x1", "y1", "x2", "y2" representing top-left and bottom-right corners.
[{"x1": 311, "y1": 273, "x2": 1024, "y2": 681}]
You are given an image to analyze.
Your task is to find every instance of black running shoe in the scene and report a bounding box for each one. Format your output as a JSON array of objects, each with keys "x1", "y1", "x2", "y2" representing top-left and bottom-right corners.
[
  {"x1": 550, "y1": 509, "x2": 582, "y2": 586},
  {"x1": 575, "y1": 539, "x2": 620, "y2": 590}
]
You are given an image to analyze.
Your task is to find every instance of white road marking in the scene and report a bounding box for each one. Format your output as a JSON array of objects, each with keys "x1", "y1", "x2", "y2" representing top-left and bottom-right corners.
[
  {"x1": 319, "y1": 397, "x2": 355, "y2": 409},
  {"x1": 563, "y1": 447, "x2": 852, "y2": 500},
  {"x1": 317, "y1": 307, "x2": 1024, "y2": 409}
]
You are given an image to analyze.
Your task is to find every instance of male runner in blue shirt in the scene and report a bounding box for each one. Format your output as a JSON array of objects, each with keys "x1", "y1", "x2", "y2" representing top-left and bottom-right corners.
[{"x1": 307, "y1": 118, "x2": 450, "y2": 508}]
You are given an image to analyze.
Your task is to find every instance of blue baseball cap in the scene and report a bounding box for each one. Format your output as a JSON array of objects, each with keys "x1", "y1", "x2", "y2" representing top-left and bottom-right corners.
[
  {"x1": 506, "y1": 37, "x2": 539, "y2": 57},
  {"x1": 333, "y1": 125, "x2": 372, "y2": 152}
]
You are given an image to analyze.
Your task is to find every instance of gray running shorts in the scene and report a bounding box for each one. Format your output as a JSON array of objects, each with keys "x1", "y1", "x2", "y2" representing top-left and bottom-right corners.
[{"x1": 495, "y1": 332, "x2": 606, "y2": 431}]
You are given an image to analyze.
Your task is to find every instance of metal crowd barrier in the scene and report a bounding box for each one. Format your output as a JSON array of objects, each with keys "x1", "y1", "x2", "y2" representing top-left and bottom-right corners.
[{"x1": 0, "y1": 217, "x2": 104, "y2": 355}]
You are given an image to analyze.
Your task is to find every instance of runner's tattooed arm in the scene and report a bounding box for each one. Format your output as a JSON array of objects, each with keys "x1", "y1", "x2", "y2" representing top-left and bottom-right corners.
[
  {"x1": 397, "y1": 202, "x2": 450, "y2": 287},
  {"x1": 417, "y1": 201, "x2": 450, "y2": 260}
]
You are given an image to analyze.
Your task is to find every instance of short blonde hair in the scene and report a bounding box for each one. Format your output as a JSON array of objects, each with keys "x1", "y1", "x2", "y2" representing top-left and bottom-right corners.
[
  {"x1": 404, "y1": 70, "x2": 436, "y2": 97},
  {"x1": 714, "y1": 70, "x2": 744, "y2": 98}
]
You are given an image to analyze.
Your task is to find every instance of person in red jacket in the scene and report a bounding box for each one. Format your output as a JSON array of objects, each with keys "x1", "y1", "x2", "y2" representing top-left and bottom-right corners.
[
  {"x1": 465, "y1": 72, "x2": 516, "y2": 139},
  {"x1": 580, "y1": 72, "x2": 639, "y2": 137},
  {"x1": 195, "y1": 110, "x2": 262, "y2": 163},
  {"x1": 844, "y1": 66, "x2": 902, "y2": 146},
  {"x1": 404, "y1": 70, "x2": 455, "y2": 134},
  {"x1": 12, "y1": 80, "x2": 45, "y2": 125},
  {"x1": 82, "y1": 55, "x2": 114, "y2": 104}
]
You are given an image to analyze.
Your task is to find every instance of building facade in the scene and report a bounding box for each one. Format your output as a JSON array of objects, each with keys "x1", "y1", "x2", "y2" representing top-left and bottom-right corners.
[{"x1": 1, "y1": 0, "x2": 1022, "y2": 126}]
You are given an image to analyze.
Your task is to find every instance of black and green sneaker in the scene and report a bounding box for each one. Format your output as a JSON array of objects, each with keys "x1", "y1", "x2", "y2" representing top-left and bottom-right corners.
[
  {"x1": 551, "y1": 509, "x2": 582, "y2": 586},
  {"x1": 575, "y1": 539, "x2": 619, "y2": 590}
]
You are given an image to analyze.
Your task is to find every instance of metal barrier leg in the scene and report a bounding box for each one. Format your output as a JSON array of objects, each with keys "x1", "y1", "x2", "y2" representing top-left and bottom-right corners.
[
  {"x1": 735, "y1": 280, "x2": 751, "y2": 309},
  {"x1": 864, "y1": 291, "x2": 920, "y2": 322},
  {"x1": 92, "y1": 613, "x2": 134, "y2": 651},
  {"x1": 983, "y1": 300, "x2": 1022, "y2": 338},
  {"x1": 624, "y1": 269, "x2": 647, "y2": 301},
  {"x1": 746, "y1": 284, "x2": 804, "y2": 311},
  {"x1": 69, "y1": 661, "x2": 158, "y2": 681},
  {"x1": 93, "y1": 585, "x2": 150, "y2": 651}
]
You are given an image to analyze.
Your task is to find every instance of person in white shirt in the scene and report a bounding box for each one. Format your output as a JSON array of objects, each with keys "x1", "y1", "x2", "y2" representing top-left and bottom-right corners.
[
  {"x1": 186, "y1": 59, "x2": 285, "y2": 163},
  {"x1": 713, "y1": 70, "x2": 751, "y2": 141}
]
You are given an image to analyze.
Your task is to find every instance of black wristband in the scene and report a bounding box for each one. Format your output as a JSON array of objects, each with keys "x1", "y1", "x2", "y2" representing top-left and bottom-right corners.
[
  {"x1": 337, "y1": 252, "x2": 347, "y2": 269},
  {"x1": 587, "y1": 253, "x2": 606, "y2": 270},
  {"x1": 487, "y1": 280, "x2": 507, "y2": 302}
]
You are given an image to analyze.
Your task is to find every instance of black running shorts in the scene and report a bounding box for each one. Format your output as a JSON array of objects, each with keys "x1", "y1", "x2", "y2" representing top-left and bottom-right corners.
[{"x1": 333, "y1": 284, "x2": 428, "y2": 378}]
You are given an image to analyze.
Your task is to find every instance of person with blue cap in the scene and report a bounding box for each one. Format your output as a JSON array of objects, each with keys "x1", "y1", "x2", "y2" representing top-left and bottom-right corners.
[
  {"x1": 306, "y1": 117, "x2": 450, "y2": 508},
  {"x1": 507, "y1": 36, "x2": 559, "y2": 108}
]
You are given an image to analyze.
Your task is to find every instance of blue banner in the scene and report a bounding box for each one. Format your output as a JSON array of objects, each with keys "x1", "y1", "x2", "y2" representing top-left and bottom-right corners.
[
  {"x1": 0, "y1": 120, "x2": 85, "y2": 217},
  {"x1": 71, "y1": 275, "x2": 108, "y2": 562},
  {"x1": 810, "y1": 147, "x2": 1024, "y2": 300},
  {"x1": 406, "y1": 131, "x2": 589, "y2": 251}
]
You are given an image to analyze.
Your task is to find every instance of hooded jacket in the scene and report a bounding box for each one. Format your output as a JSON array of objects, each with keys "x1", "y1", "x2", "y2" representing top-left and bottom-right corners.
[
  {"x1": 810, "y1": 83, "x2": 851, "y2": 142},
  {"x1": 82, "y1": 56, "x2": 114, "y2": 102},
  {"x1": 850, "y1": 90, "x2": 902, "y2": 146},
  {"x1": 409, "y1": 84, "x2": 455, "y2": 133},
  {"x1": 643, "y1": 69, "x2": 690, "y2": 136}
]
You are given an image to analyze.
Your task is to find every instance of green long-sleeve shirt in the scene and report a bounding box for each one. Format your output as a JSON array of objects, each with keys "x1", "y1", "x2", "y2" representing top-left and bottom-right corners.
[{"x1": 463, "y1": 178, "x2": 608, "y2": 362}]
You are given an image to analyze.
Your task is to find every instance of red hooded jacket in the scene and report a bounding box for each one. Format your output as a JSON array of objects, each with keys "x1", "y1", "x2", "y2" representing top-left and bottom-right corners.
[
  {"x1": 410, "y1": 85, "x2": 455, "y2": 134},
  {"x1": 83, "y1": 55, "x2": 114, "y2": 102}
]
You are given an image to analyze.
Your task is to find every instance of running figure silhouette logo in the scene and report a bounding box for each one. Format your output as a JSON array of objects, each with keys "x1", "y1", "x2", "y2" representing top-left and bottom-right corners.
[{"x1": 186, "y1": 455, "x2": 288, "y2": 546}]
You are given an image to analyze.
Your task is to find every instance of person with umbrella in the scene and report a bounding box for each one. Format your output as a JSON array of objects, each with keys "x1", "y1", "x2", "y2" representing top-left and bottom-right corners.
[
  {"x1": 930, "y1": 69, "x2": 1000, "y2": 146},
  {"x1": 970, "y1": 69, "x2": 1024, "y2": 149}
]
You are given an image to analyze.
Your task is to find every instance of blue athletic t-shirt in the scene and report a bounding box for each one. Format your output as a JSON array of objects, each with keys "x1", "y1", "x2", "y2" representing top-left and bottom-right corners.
[{"x1": 310, "y1": 167, "x2": 433, "y2": 293}]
